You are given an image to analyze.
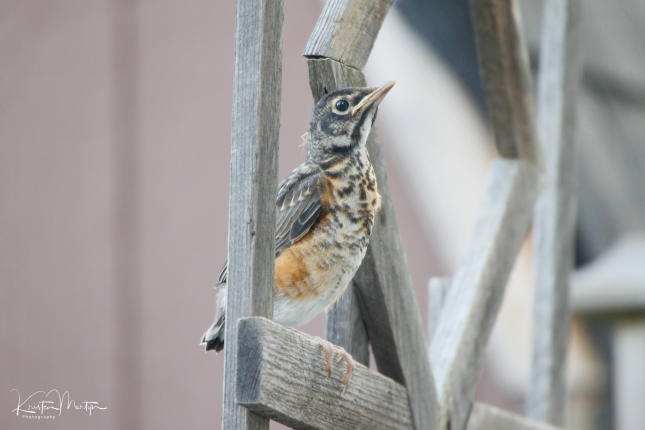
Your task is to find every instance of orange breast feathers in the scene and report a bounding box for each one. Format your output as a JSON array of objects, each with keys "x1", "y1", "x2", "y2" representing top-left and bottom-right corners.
[
  {"x1": 274, "y1": 176, "x2": 341, "y2": 300},
  {"x1": 274, "y1": 246, "x2": 317, "y2": 299}
]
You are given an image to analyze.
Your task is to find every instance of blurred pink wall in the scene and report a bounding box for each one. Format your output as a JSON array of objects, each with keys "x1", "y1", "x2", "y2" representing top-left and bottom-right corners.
[{"x1": 1, "y1": 1, "x2": 440, "y2": 429}]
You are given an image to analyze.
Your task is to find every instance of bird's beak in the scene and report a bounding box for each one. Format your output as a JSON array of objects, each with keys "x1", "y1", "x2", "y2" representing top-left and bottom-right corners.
[{"x1": 351, "y1": 81, "x2": 396, "y2": 115}]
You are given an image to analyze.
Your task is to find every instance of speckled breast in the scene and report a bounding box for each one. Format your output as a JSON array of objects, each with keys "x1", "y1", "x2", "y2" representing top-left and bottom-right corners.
[{"x1": 272, "y1": 151, "x2": 381, "y2": 327}]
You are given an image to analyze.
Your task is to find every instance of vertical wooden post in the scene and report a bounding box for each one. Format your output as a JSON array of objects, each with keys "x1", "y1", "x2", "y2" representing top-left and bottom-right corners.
[
  {"x1": 527, "y1": 0, "x2": 581, "y2": 425},
  {"x1": 222, "y1": 1, "x2": 284, "y2": 429}
]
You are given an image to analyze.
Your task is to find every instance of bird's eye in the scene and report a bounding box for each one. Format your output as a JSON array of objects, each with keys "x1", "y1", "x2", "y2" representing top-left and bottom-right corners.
[{"x1": 335, "y1": 99, "x2": 349, "y2": 112}]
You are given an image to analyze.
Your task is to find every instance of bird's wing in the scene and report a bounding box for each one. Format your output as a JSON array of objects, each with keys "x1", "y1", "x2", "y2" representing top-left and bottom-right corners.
[
  {"x1": 214, "y1": 163, "x2": 324, "y2": 286},
  {"x1": 274, "y1": 163, "x2": 323, "y2": 256}
]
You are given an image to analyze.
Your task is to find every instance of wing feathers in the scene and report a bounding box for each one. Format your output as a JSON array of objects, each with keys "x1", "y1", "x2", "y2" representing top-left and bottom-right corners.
[
  {"x1": 274, "y1": 163, "x2": 323, "y2": 255},
  {"x1": 214, "y1": 163, "x2": 323, "y2": 286}
]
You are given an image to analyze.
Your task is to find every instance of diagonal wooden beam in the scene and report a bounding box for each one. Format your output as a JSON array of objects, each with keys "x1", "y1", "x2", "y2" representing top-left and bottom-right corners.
[
  {"x1": 325, "y1": 281, "x2": 369, "y2": 366},
  {"x1": 528, "y1": 0, "x2": 581, "y2": 424},
  {"x1": 427, "y1": 277, "x2": 451, "y2": 343},
  {"x1": 304, "y1": 0, "x2": 393, "y2": 70},
  {"x1": 430, "y1": 159, "x2": 539, "y2": 430},
  {"x1": 223, "y1": 1, "x2": 284, "y2": 429},
  {"x1": 237, "y1": 317, "x2": 413, "y2": 430},
  {"x1": 470, "y1": 0, "x2": 540, "y2": 162},
  {"x1": 353, "y1": 113, "x2": 440, "y2": 430}
]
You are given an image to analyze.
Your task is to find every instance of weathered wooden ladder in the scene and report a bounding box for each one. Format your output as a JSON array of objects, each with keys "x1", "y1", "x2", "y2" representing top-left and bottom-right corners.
[{"x1": 222, "y1": 0, "x2": 580, "y2": 429}]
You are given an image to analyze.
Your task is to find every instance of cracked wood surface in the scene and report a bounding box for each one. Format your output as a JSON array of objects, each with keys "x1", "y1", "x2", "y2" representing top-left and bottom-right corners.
[{"x1": 223, "y1": 1, "x2": 284, "y2": 429}]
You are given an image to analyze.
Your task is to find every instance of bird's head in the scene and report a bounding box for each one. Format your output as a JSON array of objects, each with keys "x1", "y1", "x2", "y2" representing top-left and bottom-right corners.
[{"x1": 307, "y1": 81, "x2": 395, "y2": 162}]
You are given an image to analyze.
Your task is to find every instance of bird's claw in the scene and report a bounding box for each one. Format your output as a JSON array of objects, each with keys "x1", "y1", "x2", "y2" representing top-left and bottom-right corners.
[{"x1": 316, "y1": 337, "x2": 356, "y2": 393}]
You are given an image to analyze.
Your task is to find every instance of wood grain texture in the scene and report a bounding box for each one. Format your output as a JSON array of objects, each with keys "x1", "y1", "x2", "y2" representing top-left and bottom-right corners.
[
  {"x1": 223, "y1": 1, "x2": 283, "y2": 429},
  {"x1": 467, "y1": 404, "x2": 563, "y2": 430},
  {"x1": 237, "y1": 317, "x2": 413, "y2": 430},
  {"x1": 527, "y1": 0, "x2": 581, "y2": 424},
  {"x1": 470, "y1": 0, "x2": 539, "y2": 162},
  {"x1": 307, "y1": 56, "x2": 438, "y2": 430},
  {"x1": 307, "y1": 57, "x2": 366, "y2": 99},
  {"x1": 304, "y1": 0, "x2": 394, "y2": 70},
  {"x1": 326, "y1": 282, "x2": 369, "y2": 366},
  {"x1": 354, "y1": 113, "x2": 439, "y2": 430},
  {"x1": 429, "y1": 159, "x2": 539, "y2": 430}
]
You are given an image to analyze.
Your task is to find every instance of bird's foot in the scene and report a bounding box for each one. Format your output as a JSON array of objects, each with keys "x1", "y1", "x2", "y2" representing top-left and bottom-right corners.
[{"x1": 314, "y1": 337, "x2": 356, "y2": 393}]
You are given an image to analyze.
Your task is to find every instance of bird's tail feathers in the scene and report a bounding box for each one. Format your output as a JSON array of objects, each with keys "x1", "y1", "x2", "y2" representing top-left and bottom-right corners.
[{"x1": 200, "y1": 285, "x2": 227, "y2": 352}]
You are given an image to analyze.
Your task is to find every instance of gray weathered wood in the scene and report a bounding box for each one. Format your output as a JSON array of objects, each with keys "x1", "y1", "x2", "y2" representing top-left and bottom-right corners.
[
  {"x1": 223, "y1": 1, "x2": 284, "y2": 429},
  {"x1": 304, "y1": 0, "x2": 394, "y2": 70},
  {"x1": 354, "y1": 118, "x2": 439, "y2": 430},
  {"x1": 470, "y1": 0, "x2": 539, "y2": 162},
  {"x1": 326, "y1": 282, "x2": 369, "y2": 366},
  {"x1": 237, "y1": 317, "x2": 413, "y2": 430},
  {"x1": 307, "y1": 57, "x2": 366, "y2": 99},
  {"x1": 467, "y1": 404, "x2": 563, "y2": 430},
  {"x1": 429, "y1": 159, "x2": 539, "y2": 430},
  {"x1": 427, "y1": 277, "x2": 450, "y2": 343},
  {"x1": 527, "y1": 0, "x2": 581, "y2": 424}
]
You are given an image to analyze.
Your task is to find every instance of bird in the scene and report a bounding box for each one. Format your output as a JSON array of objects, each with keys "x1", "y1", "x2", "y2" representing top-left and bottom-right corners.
[{"x1": 201, "y1": 81, "x2": 395, "y2": 385}]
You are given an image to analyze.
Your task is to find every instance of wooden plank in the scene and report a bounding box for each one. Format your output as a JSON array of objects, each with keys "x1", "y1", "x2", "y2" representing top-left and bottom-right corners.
[
  {"x1": 237, "y1": 317, "x2": 413, "y2": 430},
  {"x1": 223, "y1": 1, "x2": 284, "y2": 429},
  {"x1": 354, "y1": 113, "x2": 439, "y2": 430},
  {"x1": 527, "y1": 0, "x2": 581, "y2": 424},
  {"x1": 470, "y1": 0, "x2": 539, "y2": 162},
  {"x1": 307, "y1": 57, "x2": 366, "y2": 99},
  {"x1": 427, "y1": 277, "x2": 450, "y2": 343},
  {"x1": 429, "y1": 159, "x2": 539, "y2": 430},
  {"x1": 467, "y1": 404, "x2": 563, "y2": 430},
  {"x1": 326, "y1": 282, "x2": 369, "y2": 366},
  {"x1": 304, "y1": 0, "x2": 394, "y2": 70}
]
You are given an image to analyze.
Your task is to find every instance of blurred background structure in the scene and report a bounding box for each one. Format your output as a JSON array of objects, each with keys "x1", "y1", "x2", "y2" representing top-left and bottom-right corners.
[{"x1": 2, "y1": 1, "x2": 644, "y2": 429}]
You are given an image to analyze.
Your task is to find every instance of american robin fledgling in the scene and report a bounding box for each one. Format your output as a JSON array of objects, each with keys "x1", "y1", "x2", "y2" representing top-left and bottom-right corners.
[{"x1": 201, "y1": 81, "x2": 395, "y2": 383}]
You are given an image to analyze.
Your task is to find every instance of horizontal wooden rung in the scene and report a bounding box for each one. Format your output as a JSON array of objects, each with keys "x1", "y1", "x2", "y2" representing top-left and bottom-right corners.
[{"x1": 236, "y1": 317, "x2": 413, "y2": 430}]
